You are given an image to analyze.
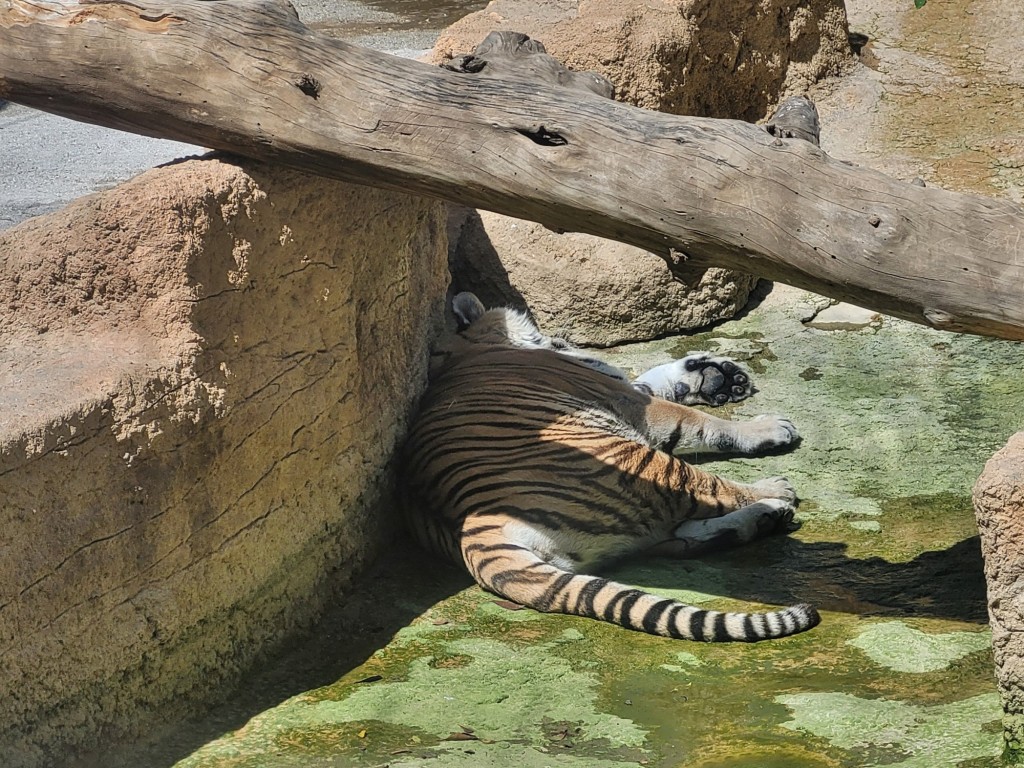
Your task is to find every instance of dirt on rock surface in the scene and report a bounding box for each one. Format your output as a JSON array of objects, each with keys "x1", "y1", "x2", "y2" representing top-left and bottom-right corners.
[
  {"x1": 816, "y1": 0, "x2": 1024, "y2": 201},
  {"x1": 430, "y1": 0, "x2": 849, "y2": 118}
]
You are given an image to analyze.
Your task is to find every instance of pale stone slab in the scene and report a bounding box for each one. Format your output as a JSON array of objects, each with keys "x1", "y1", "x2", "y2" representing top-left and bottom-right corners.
[{"x1": 0, "y1": 157, "x2": 448, "y2": 764}]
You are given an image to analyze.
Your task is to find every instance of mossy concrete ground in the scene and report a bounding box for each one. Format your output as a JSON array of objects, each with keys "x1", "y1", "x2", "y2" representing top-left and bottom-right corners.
[{"x1": 91, "y1": 283, "x2": 1024, "y2": 768}]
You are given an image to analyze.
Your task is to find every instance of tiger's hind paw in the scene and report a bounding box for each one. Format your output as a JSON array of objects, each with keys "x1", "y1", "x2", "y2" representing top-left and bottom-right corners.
[
  {"x1": 750, "y1": 476, "x2": 798, "y2": 504},
  {"x1": 667, "y1": 498, "x2": 796, "y2": 556},
  {"x1": 632, "y1": 353, "x2": 753, "y2": 406},
  {"x1": 752, "y1": 497, "x2": 797, "y2": 535}
]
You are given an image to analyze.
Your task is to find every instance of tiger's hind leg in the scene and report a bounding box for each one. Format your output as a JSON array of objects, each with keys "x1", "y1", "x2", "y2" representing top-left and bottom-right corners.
[
  {"x1": 647, "y1": 499, "x2": 796, "y2": 558},
  {"x1": 632, "y1": 353, "x2": 754, "y2": 406}
]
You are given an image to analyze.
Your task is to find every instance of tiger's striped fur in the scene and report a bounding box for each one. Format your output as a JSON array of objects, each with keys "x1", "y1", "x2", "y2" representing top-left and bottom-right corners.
[{"x1": 404, "y1": 293, "x2": 819, "y2": 642}]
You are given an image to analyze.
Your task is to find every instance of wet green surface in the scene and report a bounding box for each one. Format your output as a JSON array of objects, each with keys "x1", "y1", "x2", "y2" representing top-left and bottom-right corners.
[{"x1": 137, "y1": 286, "x2": 1024, "y2": 768}]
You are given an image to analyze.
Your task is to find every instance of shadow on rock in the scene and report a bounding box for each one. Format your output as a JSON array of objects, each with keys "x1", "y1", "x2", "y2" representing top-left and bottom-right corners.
[
  {"x1": 448, "y1": 206, "x2": 530, "y2": 313},
  {"x1": 74, "y1": 540, "x2": 473, "y2": 768}
]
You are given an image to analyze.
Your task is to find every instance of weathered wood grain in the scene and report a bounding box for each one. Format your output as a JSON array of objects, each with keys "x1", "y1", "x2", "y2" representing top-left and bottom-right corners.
[{"x1": 2, "y1": 0, "x2": 1024, "y2": 339}]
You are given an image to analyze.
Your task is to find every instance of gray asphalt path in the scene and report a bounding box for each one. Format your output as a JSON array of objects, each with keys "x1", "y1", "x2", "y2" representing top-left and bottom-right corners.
[{"x1": 0, "y1": 103, "x2": 201, "y2": 230}]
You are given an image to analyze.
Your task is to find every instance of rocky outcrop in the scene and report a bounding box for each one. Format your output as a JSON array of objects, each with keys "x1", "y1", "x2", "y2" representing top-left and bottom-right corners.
[
  {"x1": 432, "y1": 0, "x2": 849, "y2": 120},
  {"x1": 0, "y1": 157, "x2": 448, "y2": 765},
  {"x1": 974, "y1": 431, "x2": 1024, "y2": 751},
  {"x1": 448, "y1": 207, "x2": 758, "y2": 346},
  {"x1": 433, "y1": 0, "x2": 850, "y2": 345}
]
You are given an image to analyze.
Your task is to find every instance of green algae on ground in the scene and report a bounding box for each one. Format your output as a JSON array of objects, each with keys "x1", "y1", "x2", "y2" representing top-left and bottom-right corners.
[
  {"x1": 475, "y1": 598, "x2": 544, "y2": 622},
  {"x1": 388, "y1": 741, "x2": 645, "y2": 768},
  {"x1": 794, "y1": 492, "x2": 981, "y2": 565},
  {"x1": 660, "y1": 651, "x2": 705, "y2": 673},
  {"x1": 329, "y1": 637, "x2": 646, "y2": 747},
  {"x1": 777, "y1": 691, "x2": 1003, "y2": 767},
  {"x1": 847, "y1": 520, "x2": 881, "y2": 532},
  {"x1": 847, "y1": 621, "x2": 992, "y2": 673},
  {"x1": 613, "y1": 290, "x2": 1024, "y2": 540},
  {"x1": 176, "y1": 631, "x2": 650, "y2": 768}
]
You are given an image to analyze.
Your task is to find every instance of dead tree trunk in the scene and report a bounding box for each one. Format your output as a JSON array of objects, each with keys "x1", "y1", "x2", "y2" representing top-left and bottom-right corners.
[{"x1": 2, "y1": 0, "x2": 1024, "y2": 340}]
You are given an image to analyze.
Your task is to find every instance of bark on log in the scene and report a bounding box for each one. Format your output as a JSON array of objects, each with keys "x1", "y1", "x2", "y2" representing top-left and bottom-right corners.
[{"x1": 2, "y1": 1, "x2": 1024, "y2": 340}]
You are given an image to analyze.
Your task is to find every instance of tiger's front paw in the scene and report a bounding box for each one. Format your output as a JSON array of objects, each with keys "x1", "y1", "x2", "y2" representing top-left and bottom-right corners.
[
  {"x1": 632, "y1": 353, "x2": 753, "y2": 406},
  {"x1": 732, "y1": 415, "x2": 800, "y2": 455}
]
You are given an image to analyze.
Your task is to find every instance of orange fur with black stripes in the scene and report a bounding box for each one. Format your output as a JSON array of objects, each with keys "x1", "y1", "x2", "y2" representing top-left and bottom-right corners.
[{"x1": 404, "y1": 293, "x2": 819, "y2": 642}]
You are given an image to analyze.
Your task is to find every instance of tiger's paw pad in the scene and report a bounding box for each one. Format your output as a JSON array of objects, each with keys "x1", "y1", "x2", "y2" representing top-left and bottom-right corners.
[
  {"x1": 752, "y1": 498, "x2": 797, "y2": 535},
  {"x1": 632, "y1": 353, "x2": 753, "y2": 406}
]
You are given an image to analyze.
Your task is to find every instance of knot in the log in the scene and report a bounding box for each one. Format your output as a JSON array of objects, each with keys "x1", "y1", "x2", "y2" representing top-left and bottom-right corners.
[{"x1": 441, "y1": 31, "x2": 614, "y2": 99}]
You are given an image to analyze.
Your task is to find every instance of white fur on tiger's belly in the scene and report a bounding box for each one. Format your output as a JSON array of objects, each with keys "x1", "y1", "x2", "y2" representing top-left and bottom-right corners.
[{"x1": 503, "y1": 520, "x2": 637, "y2": 572}]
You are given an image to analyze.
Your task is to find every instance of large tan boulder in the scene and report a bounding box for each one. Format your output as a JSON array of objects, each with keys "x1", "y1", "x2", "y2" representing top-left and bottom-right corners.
[
  {"x1": 449, "y1": 207, "x2": 758, "y2": 346},
  {"x1": 433, "y1": 0, "x2": 850, "y2": 345},
  {"x1": 0, "y1": 157, "x2": 448, "y2": 765},
  {"x1": 431, "y1": 0, "x2": 849, "y2": 119},
  {"x1": 973, "y1": 431, "x2": 1024, "y2": 750}
]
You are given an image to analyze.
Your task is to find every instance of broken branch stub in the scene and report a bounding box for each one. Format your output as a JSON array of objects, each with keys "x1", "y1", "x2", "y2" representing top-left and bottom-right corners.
[
  {"x1": 765, "y1": 95, "x2": 821, "y2": 146},
  {"x1": 440, "y1": 31, "x2": 614, "y2": 99}
]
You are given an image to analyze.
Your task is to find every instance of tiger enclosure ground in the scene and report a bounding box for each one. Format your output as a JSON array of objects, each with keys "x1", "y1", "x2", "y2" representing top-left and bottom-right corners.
[{"x1": 96, "y1": 281, "x2": 1024, "y2": 768}]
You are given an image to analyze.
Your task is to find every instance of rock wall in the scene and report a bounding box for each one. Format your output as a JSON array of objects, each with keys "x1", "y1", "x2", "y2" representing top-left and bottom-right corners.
[
  {"x1": 434, "y1": 0, "x2": 850, "y2": 346},
  {"x1": 447, "y1": 208, "x2": 759, "y2": 347},
  {"x1": 0, "y1": 157, "x2": 449, "y2": 765},
  {"x1": 974, "y1": 431, "x2": 1024, "y2": 751}
]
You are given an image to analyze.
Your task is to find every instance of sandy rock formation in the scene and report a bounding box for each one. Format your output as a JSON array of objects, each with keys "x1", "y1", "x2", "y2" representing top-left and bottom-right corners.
[
  {"x1": 448, "y1": 208, "x2": 758, "y2": 346},
  {"x1": 432, "y1": 0, "x2": 850, "y2": 345},
  {"x1": 432, "y1": 0, "x2": 850, "y2": 119},
  {"x1": 974, "y1": 431, "x2": 1024, "y2": 750},
  {"x1": 0, "y1": 157, "x2": 448, "y2": 765}
]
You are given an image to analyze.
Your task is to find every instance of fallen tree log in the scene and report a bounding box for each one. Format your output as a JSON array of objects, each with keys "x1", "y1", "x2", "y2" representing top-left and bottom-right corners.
[{"x1": 2, "y1": 0, "x2": 1024, "y2": 340}]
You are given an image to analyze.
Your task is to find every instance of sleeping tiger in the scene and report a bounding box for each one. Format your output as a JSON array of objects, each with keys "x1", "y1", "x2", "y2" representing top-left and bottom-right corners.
[{"x1": 404, "y1": 292, "x2": 819, "y2": 642}]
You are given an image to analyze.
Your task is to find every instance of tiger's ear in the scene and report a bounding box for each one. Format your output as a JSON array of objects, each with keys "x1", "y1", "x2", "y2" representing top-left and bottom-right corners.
[{"x1": 452, "y1": 292, "x2": 486, "y2": 330}]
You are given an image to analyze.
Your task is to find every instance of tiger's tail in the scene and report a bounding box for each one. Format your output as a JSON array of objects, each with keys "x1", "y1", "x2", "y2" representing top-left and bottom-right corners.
[{"x1": 464, "y1": 540, "x2": 819, "y2": 642}]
